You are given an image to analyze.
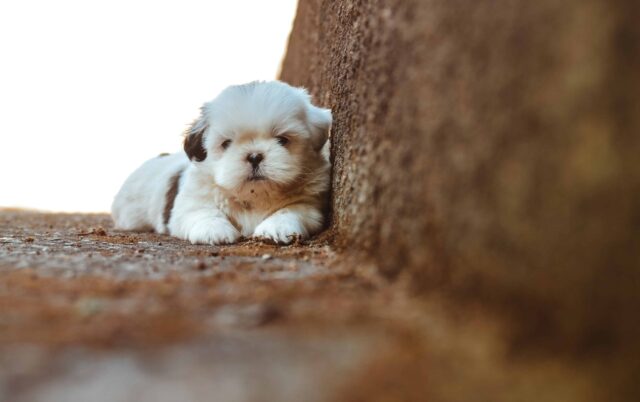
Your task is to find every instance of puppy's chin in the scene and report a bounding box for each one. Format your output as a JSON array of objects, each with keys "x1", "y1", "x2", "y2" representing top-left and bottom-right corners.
[
  {"x1": 214, "y1": 166, "x2": 284, "y2": 197},
  {"x1": 214, "y1": 158, "x2": 301, "y2": 194}
]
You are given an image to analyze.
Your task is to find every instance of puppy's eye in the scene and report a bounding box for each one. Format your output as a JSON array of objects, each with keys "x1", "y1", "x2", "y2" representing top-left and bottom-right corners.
[
  {"x1": 221, "y1": 139, "x2": 232, "y2": 150},
  {"x1": 275, "y1": 135, "x2": 289, "y2": 146}
]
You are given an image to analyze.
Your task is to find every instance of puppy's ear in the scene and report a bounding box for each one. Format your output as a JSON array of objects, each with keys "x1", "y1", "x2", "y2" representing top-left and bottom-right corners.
[
  {"x1": 307, "y1": 105, "x2": 332, "y2": 152},
  {"x1": 184, "y1": 110, "x2": 208, "y2": 162}
]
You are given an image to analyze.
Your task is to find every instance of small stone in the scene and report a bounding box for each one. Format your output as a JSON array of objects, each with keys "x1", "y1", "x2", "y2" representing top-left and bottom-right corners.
[
  {"x1": 91, "y1": 227, "x2": 107, "y2": 236},
  {"x1": 212, "y1": 303, "x2": 281, "y2": 328},
  {"x1": 196, "y1": 261, "x2": 208, "y2": 270},
  {"x1": 261, "y1": 254, "x2": 272, "y2": 260},
  {"x1": 75, "y1": 298, "x2": 105, "y2": 317}
]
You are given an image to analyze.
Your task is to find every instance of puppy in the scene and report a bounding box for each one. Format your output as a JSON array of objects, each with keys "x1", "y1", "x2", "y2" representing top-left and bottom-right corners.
[{"x1": 111, "y1": 80, "x2": 331, "y2": 244}]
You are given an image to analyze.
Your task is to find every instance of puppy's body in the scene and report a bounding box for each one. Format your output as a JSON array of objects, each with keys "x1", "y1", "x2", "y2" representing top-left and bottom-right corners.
[{"x1": 112, "y1": 81, "x2": 331, "y2": 244}]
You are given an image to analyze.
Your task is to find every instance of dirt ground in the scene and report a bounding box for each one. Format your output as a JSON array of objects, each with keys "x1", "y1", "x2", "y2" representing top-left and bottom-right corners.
[
  {"x1": 0, "y1": 209, "x2": 418, "y2": 402},
  {"x1": 0, "y1": 209, "x2": 621, "y2": 402}
]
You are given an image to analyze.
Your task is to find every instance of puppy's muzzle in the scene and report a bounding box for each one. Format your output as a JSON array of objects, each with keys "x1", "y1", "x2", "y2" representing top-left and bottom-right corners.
[
  {"x1": 247, "y1": 153, "x2": 264, "y2": 169},
  {"x1": 247, "y1": 153, "x2": 266, "y2": 181}
]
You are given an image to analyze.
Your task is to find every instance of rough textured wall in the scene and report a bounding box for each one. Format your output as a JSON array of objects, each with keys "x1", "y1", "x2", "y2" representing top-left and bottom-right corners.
[{"x1": 281, "y1": 0, "x2": 639, "y2": 375}]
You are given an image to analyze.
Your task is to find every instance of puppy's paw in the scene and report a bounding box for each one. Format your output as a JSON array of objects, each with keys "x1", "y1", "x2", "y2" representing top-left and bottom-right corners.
[
  {"x1": 253, "y1": 214, "x2": 307, "y2": 244},
  {"x1": 187, "y1": 218, "x2": 240, "y2": 245}
]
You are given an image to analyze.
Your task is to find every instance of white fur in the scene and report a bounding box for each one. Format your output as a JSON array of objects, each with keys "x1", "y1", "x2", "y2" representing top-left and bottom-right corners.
[
  {"x1": 112, "y1": 81, "x2": 331, "y2": 245},
  {"x1": 111, "y1": 152, "x2": 189, "y2": 234}
]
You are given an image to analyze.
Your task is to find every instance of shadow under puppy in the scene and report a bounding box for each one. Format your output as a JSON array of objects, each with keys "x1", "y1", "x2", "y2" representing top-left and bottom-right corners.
[{"x1": 112, "y1": 80, "x2": 332, "y2": 244}]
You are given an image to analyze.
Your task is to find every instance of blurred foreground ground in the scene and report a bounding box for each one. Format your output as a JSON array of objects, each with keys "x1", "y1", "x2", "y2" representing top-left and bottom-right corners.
[{"x1": 0, "y1": 210, "x2": 619, "y2": 402}]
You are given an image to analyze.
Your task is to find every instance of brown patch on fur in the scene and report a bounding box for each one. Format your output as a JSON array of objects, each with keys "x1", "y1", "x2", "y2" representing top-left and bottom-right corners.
[
  {"x1": 184, "y1": 114, "x2": 208, "y2": 162},
  {"x1": 184, "y1": 130, "x2": 206, "y2": 161},
  {"x1": 163, "y1": 170, "x2": 183, "y2": 226},
  {"x1": 226, "y1": 214, "x2": 241, "y2": 231}
]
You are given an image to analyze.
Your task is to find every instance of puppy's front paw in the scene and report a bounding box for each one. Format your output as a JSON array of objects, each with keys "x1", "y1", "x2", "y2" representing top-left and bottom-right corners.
[
  {"x1": 253, "y1": 214, "x2": 307, "y2": 244},
  {"x1": 187, "y1": 218, "x2": 240, "y2": 245}
]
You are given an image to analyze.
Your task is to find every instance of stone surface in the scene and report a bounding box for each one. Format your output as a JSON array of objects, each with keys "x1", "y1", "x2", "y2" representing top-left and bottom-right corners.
[
  {"x1": 0, "y1": 210, "x2": 390, "y2": 401},
  {"x1": 281, "y1": 0, "x2": 639, "y2": 398},
  {"x1": 0, "y1": 210, "x2": 622, "y2": 402}
]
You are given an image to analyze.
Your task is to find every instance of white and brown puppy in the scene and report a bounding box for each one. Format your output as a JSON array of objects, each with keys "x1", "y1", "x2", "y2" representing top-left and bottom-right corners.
[{"x1": 111, "y1": 80, "x2": 331, "y2": 244}]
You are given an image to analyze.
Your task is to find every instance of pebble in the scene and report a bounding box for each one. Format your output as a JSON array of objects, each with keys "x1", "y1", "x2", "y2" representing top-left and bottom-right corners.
[
  {"x1": 196, "y1": 261, "x2": 208, "y2": 271},
  {"x1": 75, "y1": 298, "x2": 106, "y2": 317},
  {"x1": 212, "y1": 303, "x2": 281, "y2": 328}
]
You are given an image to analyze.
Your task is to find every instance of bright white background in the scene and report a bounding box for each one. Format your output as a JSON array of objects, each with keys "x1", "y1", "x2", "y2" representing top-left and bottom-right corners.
[{"x1": 0, "y1": 0, "x2": 298, "y2": 212}]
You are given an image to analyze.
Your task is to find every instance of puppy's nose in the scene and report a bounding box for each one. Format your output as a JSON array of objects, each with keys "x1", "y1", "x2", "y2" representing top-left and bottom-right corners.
[{"x1": 247, "y1": 153, "x2": 264, "y2": 168}]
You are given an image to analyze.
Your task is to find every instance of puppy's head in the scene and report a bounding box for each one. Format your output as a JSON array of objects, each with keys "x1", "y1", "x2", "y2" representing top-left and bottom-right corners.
[{"x1": 184, "y1": 81, "x2": 331, "y2": 197}]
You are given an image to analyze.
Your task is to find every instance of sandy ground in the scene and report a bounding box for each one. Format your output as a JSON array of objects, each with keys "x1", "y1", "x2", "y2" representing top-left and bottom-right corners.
[
  {"x1": 0, "y1": 209, "x2": 427, "y2": 402},
  {"x1": 0, "y1": 210, "x2": 615, "y2": 402}
]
